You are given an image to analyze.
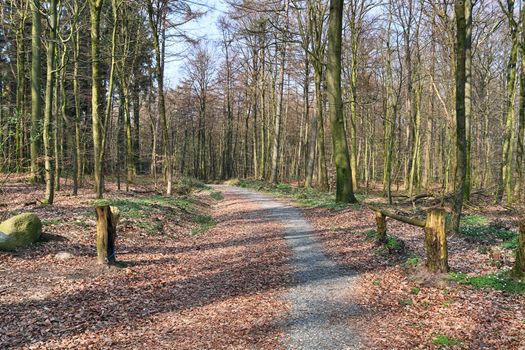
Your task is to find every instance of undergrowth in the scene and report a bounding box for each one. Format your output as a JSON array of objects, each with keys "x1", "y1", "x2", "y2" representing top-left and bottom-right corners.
[
  {"x1": 449, "y1": 271, "x2": 525, "y2": 294},
  {"x1": 94, "y1": 195, "x2": 195, "y2": 235},
  {"x1": 432, "y1": 334, "x2": 462, "y2": 348},
  {"x1": 191, "y1": 215, "x2": 217, "y2": 235},
  {"x1": 237, "y1": 179, "x2": 363, "y2": 210},
  {"x1": 457, "y1": 214, "x2": 516, "y2": 248}
]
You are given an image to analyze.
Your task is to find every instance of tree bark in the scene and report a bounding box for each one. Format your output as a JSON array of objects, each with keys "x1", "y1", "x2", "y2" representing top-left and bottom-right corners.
[
  {"x1": 96, "y1": 205, "x2": 117, "y2": 264},
  {"x1": 424, "y1": 209, "x2": 448, "y2": 273},
  {"x1": 30, "y1": 0, "x2": 42, "y2": 183},
  {"x1": 43, "y1": 0, "x2": 58, "y2": 204},
  {"x1": 88, "y1": 0, "x2": 105, "y2": 198},
  {"x1": 451, "y1": 0, "x2": 469, "y2": 234},
  {"x1": 327, "y1": 0, "x2": 357, "y2": 203}
]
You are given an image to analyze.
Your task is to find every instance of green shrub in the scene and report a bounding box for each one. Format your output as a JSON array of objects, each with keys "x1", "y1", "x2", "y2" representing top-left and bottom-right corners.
[
  {"x1": 238, "y1": 179, "x2": 361, "y2": 211},
  {"x1": 191, "y1": 215, "x2": 216, "y2": 235},
  {"x1": 449, "y1": 271, "x2": 525, "y2": 294},
  {"x1": 432, "y1": 335, "x2": 461, "y2": 347},
  {"x1": 209, "y1": 191, "x2": 224, "y2": 201},
  {"x1": 411, "y1": 287, "x2": 420, "y2": 295},
  {"x1": 399, "y1": 298, "x2": 412, "y2": 306},
  {"x1": 405, "y1": 256, "x2": 420, "y2": 267}
]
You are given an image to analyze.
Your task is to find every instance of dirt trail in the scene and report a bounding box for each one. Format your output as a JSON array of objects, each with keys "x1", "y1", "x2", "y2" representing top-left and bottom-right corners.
[
  {"x1": 214, "y1": 185, "x2": 362, "y2": 349},
  {"x1": 1, "y1": 184, "x2": 361, "y2": 349}
]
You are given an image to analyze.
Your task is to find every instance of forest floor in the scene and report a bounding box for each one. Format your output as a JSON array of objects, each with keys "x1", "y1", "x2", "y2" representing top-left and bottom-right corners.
[
  {"x1": 1, "y1": 176, "x2": 525, "y2": 349},
  {"x1": 236, "y1": 179, "x2": 525, "y2": 349},
  {"x1": 0, "y1": 176, "x2": 292, "y2": 349}
]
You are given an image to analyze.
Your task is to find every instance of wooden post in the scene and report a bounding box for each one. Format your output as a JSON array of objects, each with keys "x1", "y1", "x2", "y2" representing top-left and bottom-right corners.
[
  {"x1": 424, "y1": 209, "x2": 449, "y2": 273},
  {"x1": 375, "y1": 211, "x2": 387, "y2": 244},
  {"x1": 512, "y1": 221, "x2": 525, "y2": 279},
  {"x1": 96, "y1": 205, "x2": 117, "y2": 264}
]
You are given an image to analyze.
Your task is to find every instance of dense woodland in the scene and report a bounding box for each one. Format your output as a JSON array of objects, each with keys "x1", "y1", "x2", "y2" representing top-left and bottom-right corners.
[
  {"x1": 3, "y1": 1, "x2": 525, "y2": 348},
  {"x1": 1, "y1": 0, "x2": 524, "y2": 213}
]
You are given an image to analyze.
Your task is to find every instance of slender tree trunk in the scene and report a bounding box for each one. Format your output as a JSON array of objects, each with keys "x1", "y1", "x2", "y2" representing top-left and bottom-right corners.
[
  {"x1": 43, "y1": 0, "x2": 58, "y2": 204},
  {"x1": 71, "y1": 0, "x2": 82, "y2": 195},
  {"x1": 499, "y1": 0, "x2": 519, "y2": 203},
  {"x1": 30, "y1": 0, "x2": 42, "y2": 182},
  {"x1": 313, "y1": 66, "x2": 329, "y2": 190},
  {"x1": 464, "y1": 1, "x2": 473, "y2": 200},
  {"x1": 327, "y1": 0, "x2": 357, "y2": 203},
  {"x1": 270, "y1": 1, "x2": 289, "y2": 184},
  {"x1": 147, "y1": 0, "x2": 172, "y2": 194},
  {"x1": 88, "y1": 0, "x2": 105, "y2": 198},
  {"x1": 452, "y1": 0, "x2": 469, "y2": 233},
  {"x1": 517, "y1": 6, "x2": 525, "y2": 200}
]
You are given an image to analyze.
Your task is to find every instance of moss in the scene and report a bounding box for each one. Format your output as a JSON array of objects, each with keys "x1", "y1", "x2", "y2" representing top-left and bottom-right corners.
[
  {"x1": 461, "y1": 214, "x2": 489, "y2": 226},
  {"x1": 0, "y1": 213, "x2": 42, "y2": 251},
  {"x1": 432, "y1": 334, "x2": 461, "y2": 347},
  {"x1": 93, "y1": 195, "x2": 195, "y2": 235}
]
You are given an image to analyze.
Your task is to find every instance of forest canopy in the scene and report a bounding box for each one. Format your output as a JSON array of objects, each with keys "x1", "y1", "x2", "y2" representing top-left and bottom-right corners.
[{"x1": 0, "y1": 0, "x2": 523, "y2": 211}]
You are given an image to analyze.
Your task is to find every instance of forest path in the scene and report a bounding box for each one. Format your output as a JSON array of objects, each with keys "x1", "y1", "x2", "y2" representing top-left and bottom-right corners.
[{"x1": 212, "y1": 185, "x2": 363, "y2": 349}]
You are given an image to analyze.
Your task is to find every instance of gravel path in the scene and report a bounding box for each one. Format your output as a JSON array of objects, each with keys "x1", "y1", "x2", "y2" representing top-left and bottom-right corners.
[{"x1": 215, "y1": 186, "x2": 362, "y2": 349}]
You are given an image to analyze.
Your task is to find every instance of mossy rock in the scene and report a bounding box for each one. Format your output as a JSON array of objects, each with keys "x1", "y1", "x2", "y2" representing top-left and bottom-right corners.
[{"x1": 0, "y1": 213, "x2": 42, "y2": 251}]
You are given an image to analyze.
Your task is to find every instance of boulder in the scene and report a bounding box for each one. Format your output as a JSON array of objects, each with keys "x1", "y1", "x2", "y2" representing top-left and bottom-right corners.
[
  {"x1": 0, "y1": 213, "x2": 42, "y2": 251},
  {"x1": 54, "y1": 251, "x2": 74, "y2": 260}
]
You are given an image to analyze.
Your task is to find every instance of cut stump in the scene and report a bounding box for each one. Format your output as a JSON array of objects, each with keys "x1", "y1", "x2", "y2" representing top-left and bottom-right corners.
[
  {"x1": 424, "y1": 209, "x2": 448, "y2": 273},
  {"x1": 96, "y1": 205, "x2": 117, "y2": 264}
]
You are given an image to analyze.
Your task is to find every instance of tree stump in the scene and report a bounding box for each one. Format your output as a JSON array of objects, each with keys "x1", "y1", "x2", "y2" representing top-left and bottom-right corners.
[
  {"x1": 375, "y1": 211, "x2": 387, "y2": 244},
  {"x1": 512, "y1": 221, "x2": 525, "y2": 279},
  {"x1": 96, "y1": 205, "x2": 117, "y2": 264},
  {"x1": 424, "y1": 209, "x2": 449, "y2": 273}
]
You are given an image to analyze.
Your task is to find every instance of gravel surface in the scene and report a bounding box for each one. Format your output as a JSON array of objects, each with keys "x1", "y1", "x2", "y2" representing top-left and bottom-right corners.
[{"x1": 216, "y1": 186, "x2": 363, "y2": 349}]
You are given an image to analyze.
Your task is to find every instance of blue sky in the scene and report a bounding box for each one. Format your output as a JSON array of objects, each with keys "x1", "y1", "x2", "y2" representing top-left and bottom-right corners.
[{"x1": 164, "y1": 0, "x2": 228, "y2": 87}]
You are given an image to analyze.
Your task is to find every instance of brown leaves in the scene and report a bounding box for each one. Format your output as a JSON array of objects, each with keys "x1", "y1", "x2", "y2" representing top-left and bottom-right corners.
[
  {"x1": 0, "y1": 182, "x2": 292, "y2": 349},
  {"x1": 305, "y1": 205, "x2": 525, "y2": 349}
]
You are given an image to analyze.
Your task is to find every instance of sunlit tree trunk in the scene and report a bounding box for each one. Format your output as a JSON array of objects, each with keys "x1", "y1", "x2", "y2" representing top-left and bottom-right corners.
[
  {"x1": 71, "y1": 0, "x2": 82, "y2": 195},
  {"x1": 146, "y1": 0, "x2": 172, "y2": 194},
  {"x1": 452, "y1": 0, "x2": 469, "y2": 233},
  {"x1": 43, "y1": 0, "x2": 58, "y2": 204},
  {"x1": 30, "y1": 0, "x2": 42, "y2": 182},
  {"x1": 327, "y1": 0, "x2": 357, "y2": 203},
  {"x1": 464, "y1": 0, "x2": 473, "y2": 200},
  {"x1": 270, "y1": 1, "x2": 289, "y2": 183},
  {"x1": 88, "y1": 0, "x2": 105, "y2": 198},
  {"x1": 498, "y1": 0, "x2": 519, "y2": 203}
]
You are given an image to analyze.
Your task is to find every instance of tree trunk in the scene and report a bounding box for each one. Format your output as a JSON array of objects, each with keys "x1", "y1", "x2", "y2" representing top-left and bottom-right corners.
[
  {"x1": 43, "y1": 0, "x2": 58, "y2": 204},
  {"x1": 498, "y1": 0, "x2": 519, "y2": 204},
  {"x1": 451, "y1": 0, "x2": 468, "y2": 234},
  {"x1": 270, "y1": 0, "x2": 289, "y2": 184},
  {"x1": 516, "y1": 5, "x2": 525, "y2": 200},
  {"x1": 89, "y1": 0, "x2": 105, "y2": 198},
  {"x1": 327, "y1": 0, "x2": 357, "y2": 203},
  {"x1": 30, "y1": 0, "x2": 42, "y2": 183},
  {"x1": 146, "y1": 0, "x2": 172, "y2": 195}
]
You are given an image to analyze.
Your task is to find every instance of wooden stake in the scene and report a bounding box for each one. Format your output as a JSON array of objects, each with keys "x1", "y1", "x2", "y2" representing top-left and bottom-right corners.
[
  {"x1": 424, "y1": 209, "x2": 448, "y2": 273},
  {"x1": 96, "y1": 205, "x2": 117, "y2": 264},
  {"x1": 375, "y1": 211, "x2": 387, "y2": 244}
]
